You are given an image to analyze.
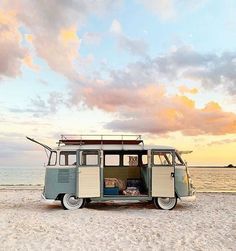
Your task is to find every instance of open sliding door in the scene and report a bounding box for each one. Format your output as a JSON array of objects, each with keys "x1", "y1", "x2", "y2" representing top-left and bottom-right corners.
[
  {"x1": 151, "y1": 151, "x2": 175, "y2": 197},
  {"x1": 76, "y1": 150, "x2": 100, "y2": 198}
]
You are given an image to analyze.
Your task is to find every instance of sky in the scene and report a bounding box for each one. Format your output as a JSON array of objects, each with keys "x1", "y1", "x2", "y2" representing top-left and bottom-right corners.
[{"x1": 0, "y1": 0, "x2": 236, "y2": 167}]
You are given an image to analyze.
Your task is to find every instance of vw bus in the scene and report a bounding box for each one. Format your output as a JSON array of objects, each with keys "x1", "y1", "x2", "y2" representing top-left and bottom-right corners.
[{"x1": 27, "y1": 135, "x2": 196, "y2": 210}]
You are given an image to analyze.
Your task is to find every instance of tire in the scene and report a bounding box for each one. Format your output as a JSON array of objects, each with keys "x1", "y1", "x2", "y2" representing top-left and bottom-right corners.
[
  {"x1": 153, "y1": 197, "x2": 177, "y2": 210},
  {"x1": 61, "y1": 194, "x2": 85, "y2": 210},
  {"x1": 85, "y1": 198, "x2": 91, "y2": 204}
]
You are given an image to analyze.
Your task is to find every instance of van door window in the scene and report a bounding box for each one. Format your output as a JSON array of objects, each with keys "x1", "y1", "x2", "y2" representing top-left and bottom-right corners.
[
  {"x1": 153, "y1": 152, "x2": 173, "y2": 166},
  {"x1": 80, "y1": 151, "x2": 99, "y2": 166},
  {"x1": 60, "y1": 151, "x2": 76, "y2": 166}
]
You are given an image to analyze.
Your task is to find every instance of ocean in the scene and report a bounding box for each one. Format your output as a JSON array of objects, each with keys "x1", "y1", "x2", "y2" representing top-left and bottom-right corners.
[{"x1": 0, "y1": 166, "x2": 235, "y2": 192}]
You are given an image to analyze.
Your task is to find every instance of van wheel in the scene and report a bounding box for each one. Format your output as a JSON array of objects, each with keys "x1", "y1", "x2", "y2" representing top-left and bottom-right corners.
[
  {"x1": 154, "y1": 197, "x2": 177, "y2": 210},
  {"x1": 86, "y1": 198, "x2": 91, "y2": 204},
  {"x1": 61, "y1": 194, "x2": 85, "y2": 210}
]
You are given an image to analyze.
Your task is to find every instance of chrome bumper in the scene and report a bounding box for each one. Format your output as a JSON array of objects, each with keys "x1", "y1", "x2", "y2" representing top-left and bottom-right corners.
[
  {"x1": 41, "y1": 193, "x2": 59, "y2": 205},
  {"x1": 179, "y1": 194, "x2": 196, "y2": 202}
]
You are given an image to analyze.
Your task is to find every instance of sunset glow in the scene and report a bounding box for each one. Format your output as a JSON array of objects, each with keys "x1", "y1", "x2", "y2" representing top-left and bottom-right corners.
[{"x1": 0, "y1": 1, "x2": 236, "y2": 166}]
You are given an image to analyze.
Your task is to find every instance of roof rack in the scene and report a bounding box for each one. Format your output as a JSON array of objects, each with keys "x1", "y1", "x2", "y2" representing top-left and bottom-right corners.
[{"x1": 59, "y1": 134, "x2": 143, "y2": 146}]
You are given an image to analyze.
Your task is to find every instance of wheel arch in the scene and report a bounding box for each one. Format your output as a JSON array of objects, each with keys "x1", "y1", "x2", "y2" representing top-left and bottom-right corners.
[{"x1": 56, "y1": 193, "x2": 65, "y2": 201}]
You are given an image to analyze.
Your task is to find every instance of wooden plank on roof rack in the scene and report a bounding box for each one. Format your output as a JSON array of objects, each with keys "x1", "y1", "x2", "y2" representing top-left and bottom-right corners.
[{"x1": 59, "y1": 139, "x2": 143, "y2": 145}]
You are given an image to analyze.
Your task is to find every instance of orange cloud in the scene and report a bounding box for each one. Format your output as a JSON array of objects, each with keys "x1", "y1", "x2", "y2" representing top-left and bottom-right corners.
[
  {"x1": 178, "y1": 85, "x2": 198, "y2": 94},
  {"x1": 60, "y1": 27, "x2": 79, "y2": 43},
  {"x1": 25, "y1": 34, "x2": 33, "y2": 43},
  {"x1": 76, "y1": 83, "x2": 236, "y2": 136},
  {"x1": 23, "y1": 54, "x2": 39, "y2": 71},
  {"x1": 203, "y1": 102, "x2": 221, "y2": 112},
  {"x1": 176, "y1": 95, "x2": 195, "y2": 108}
]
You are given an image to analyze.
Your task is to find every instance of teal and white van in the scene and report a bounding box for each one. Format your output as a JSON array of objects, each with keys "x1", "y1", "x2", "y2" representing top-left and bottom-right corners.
[{"x1": 27, "y1": 135, "x2": 196, "y2": 210}]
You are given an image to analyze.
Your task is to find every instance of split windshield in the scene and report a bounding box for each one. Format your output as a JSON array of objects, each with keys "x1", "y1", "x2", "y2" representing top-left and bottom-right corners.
[
  {"x1": 153, "y1": 152, "x2": 173, "y2": 166},
  {"x1": 48, "y1": 151, "x2": 57, "y2": 166}
]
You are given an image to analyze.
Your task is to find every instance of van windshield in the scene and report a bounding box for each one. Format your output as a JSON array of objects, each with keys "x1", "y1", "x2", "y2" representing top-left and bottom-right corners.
[
  {"x1": 153, "y1": 152, "x2": 173, "y2": 166},
  {"x1": 175, "y1": 152, "x2": 184, "y2": 165},
  {"x1": 48, "y1": 151, "x2": 57, "y2": 166}
]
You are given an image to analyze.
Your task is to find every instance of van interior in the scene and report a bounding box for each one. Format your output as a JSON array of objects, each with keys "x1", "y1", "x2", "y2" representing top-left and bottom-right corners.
[{"x1": 103, "y1": 150, "x2": 149, "y2": 197}]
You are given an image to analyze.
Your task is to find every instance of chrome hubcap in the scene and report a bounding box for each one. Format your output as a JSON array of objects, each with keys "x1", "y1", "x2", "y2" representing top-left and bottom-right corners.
[{"x1": 68, "y1": 196, "x2": 81, "y2": 206}]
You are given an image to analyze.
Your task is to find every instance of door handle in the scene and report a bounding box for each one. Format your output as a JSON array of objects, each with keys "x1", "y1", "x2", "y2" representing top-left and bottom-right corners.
[{"x1": 171, "y1": 172, "x2": 175, "y2": 177}]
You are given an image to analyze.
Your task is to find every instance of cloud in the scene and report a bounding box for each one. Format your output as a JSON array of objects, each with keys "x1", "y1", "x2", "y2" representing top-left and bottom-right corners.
[
  {"x1": 138, "y1": 0, "x2": 176, "y2": 20},
  {"x1": 1, "y1": 0, "x2": 121, "y2": 80},
  {"x1": 207, "y1": 138, "x2": 236, "y2": 146},
  {"x1": 110, "y1": 19, "x2": 122, "y2": 34},
  {"x1": 66, "y1": 44, "x2": 236, "y2": 136},
  {"x1": 69, "y1": 77, "x2": 236, "y2": 136},
  {"x1": 82, "y1": 32, "x2": 102, "y2": 45},
  {"x1": 137, "y1": 0, "x2": 208, "y2": 20},
  {"x1": 110, "y1": 19, "x2": 148, "y2": 57},
  {"x1": 103, "y1": 46, "x2": 236, "y2": 94},
  {"x1": 9, "y1": 92, "x2": 65, "y2": 117},
  {"x1": 117, "y1": 36, "x2": 148, "y2": 57},
  {"x1": 23, "y1": 54, "x2": 39, "y2": 71},
  {"x1": 178, "y1": 85, "x2": 198, "y2": 94},
  {"x1": 0, "y1": 135, "x2": 49, "y2": 167},
  {"x1": 0, "y1": 9, "x2": 27, "y2": 78}
]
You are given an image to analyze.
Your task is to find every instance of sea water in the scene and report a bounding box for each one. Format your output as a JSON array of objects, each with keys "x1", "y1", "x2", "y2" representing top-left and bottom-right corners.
[
  {"x1": 188, "y1": 167, "x2": 236, "y2": 192},
  {"x1": 0, "y1": 166, "x2": 235, "y2": 192},
  {"x1": 0, "y1": 166, "x2": 45, "y2": 186}
]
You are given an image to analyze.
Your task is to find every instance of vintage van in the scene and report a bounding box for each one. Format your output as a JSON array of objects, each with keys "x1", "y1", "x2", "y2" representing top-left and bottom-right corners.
[{"x1": 27, "y1": 135, "x2": 196, "y2": 210}]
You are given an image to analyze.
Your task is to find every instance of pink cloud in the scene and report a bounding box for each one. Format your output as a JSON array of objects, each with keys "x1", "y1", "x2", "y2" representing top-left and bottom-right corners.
[
  {"x1": 75, "y1": 83, "x2": 236, "y2": 136},
  {"x1": 1, "y1": 1, "x2": 121, "y2": 81},
  {"x1": 0, "y1": 10, "x2": 27, "y2": 78}
]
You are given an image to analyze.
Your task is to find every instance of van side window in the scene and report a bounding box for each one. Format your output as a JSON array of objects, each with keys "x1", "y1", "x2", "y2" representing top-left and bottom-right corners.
[
  {"x1": 48, "y1": 151, "x2": 57, "y2": 166},
  {"x1": 60, "y1": 151, "x2": 76, "y2": 166},
  {"x1": 104, "y1": 154, "x2": 120, "y2": 166},
  {"x1": 80, "y1": 151, "x2": 99, "y2": 166},
  {"x1": 123, "y1": 154, "x2": 138, "y2": 166},
  {"x1": 142, "y1": 155, "x2": 148, "y2": 165},
  {"x1": 153, "y1": 152, "x2": 173, "y2": 166}
]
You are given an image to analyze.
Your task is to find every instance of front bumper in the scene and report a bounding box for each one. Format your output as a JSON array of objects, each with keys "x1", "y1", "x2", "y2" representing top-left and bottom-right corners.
[
  {"x1": 179, "y1": 194, "x2": 196, "y2": 202},
  {"x1": 179, "y1": 187, "x2": 196, "y2": 202},
  {"x1": 41, "y1": 193, "x2": 59, "y2": 205}
]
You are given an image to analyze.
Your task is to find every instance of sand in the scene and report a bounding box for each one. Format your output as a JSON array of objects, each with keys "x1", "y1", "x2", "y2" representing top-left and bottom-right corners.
[{"x1": 0, "y1": 189, "x2": 235, "y2": 251}]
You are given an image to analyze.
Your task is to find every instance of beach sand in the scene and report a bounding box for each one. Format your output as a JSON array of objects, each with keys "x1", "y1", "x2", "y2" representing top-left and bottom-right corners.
[{"x1": 0, "y1": 190, "x2": 235, "y2": 251}]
